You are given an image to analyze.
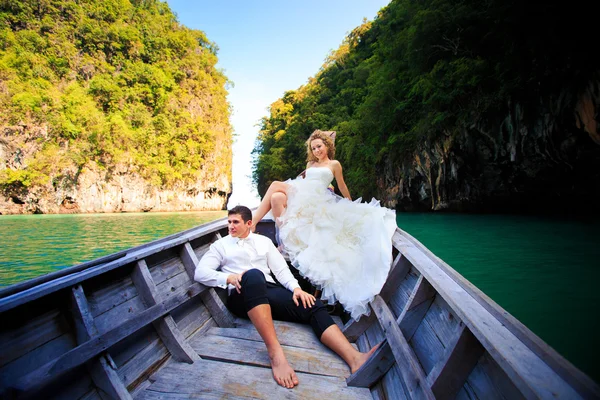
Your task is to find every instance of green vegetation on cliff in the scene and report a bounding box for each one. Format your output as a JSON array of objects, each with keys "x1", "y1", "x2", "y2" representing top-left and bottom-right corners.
[
  {"x1": 253, "y1": 0, "x2": 596, "y2": 201},
  {"x1": 0, "y1": 0, "x2": 231, "y2": 192}
]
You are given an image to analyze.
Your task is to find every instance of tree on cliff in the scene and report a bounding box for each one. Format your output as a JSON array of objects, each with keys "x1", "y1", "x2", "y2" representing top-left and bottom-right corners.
[
  {"x1": 0, "y1": 0, "x2": 232, "y2": 196},
  {"x1": 253, "y1": 0, "x2": 598, "y2": 210}
]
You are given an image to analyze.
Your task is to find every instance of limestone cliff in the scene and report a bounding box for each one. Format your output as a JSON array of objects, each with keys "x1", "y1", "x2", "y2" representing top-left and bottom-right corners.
[
  {"x1": 0, "y1": 124, "x2": 230, "y2": 214},
  {"x1": 380, "y1": 81, "x2": 600, "y2": 213}
]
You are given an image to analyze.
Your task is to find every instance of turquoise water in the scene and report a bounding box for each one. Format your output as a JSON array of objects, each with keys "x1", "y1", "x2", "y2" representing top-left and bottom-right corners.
[
  {"x1": 0, "y1": 211, "x2": 598, "y2": 383},
  {"x1": 0, "y1": 211, "x2": 226, "y2": 285},
  {"x1": 397, "y1": 213, "x2": 600, "y2": 385}
]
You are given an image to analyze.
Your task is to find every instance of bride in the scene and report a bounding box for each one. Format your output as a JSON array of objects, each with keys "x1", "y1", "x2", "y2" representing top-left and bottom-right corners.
[{"x1": 252, "y1": 129, "x2": 397, "y2": 320}]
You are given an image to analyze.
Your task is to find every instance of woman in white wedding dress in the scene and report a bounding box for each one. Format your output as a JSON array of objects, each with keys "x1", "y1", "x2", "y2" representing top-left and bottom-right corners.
[{"x1": 251, "y1": 130, "x2": 397, "y2": 320}]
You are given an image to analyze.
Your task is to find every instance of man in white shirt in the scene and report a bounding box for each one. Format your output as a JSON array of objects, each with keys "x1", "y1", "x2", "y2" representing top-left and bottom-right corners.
[{"x1": 195, "y1": 205, "x2": 379, "y2": 389}]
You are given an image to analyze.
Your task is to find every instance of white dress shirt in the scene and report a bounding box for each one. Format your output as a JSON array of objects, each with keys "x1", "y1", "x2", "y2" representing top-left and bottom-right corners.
[{"x1": 194, "y1": 232, "x2": 300, "y2": 293}]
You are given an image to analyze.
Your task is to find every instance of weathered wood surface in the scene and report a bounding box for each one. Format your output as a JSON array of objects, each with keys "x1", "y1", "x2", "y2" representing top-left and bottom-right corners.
[
  {"x1": 392, "y1": 234, "x2": 584, "y2": 399},
  {"x1": 140, "y1": 359, "x2": 371, "y2": 400},
  {"x1": 465, "y1": 352, "x2": 525, "y2": 400},
  {"x1": 397, "y1": 274, "x2": 436, "y2": 341},
  {"x1": 11, "y1": 283, "x2": 205, "y2": 392},
  {"x1": 199, "y1": 289, "x2": 236, "y2": 328},
  {"x1": 360, "y1": 309, "x2": 410, "y2": 399},
  {"x1": 371, "y1": 295, "x2": 435, "y2": 399},
  {"x1": 427, "y1": 325, "x2": 485, "y2": 400},
  {"x1": 0, "y1": 218, "x2": 228, "y2": 313},
  {"x1": 388, "y1": 267, "x2": 420, "y2": 320},
  {"x1": 171, "y1": 298, "x2": 211, "y2": 339},
  {"x1": 208, "y1": 320, "x2": 340, "y2": 353},
  {"x1": 179, "y1": 242, "x2": 235, "y2": 328},
  {"x1": 0, "y1": 334, "x2": 75, "y2": 390},
  {"x1": 0, "y1": 309, "x2": 66, "y2": 368},
  {"x1": 191, "y1": 334, "x2": 349, "y2": 378},
  {"x1": 397, "y1": 228, "x2": 600, "y2": 399},
  {"x1": 346, "y1": 339, "x2": 394, "y2": 388},
  {"x1": 132, "y1": 260, "x2": 199, "y2": 364},
  {"x1": 71, "y1": 285, "x2": 132, "y2": 400}
]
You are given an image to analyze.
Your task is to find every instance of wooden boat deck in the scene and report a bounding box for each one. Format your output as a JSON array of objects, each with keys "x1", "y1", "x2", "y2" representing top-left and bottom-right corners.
[
  {"x1": 137, "y1": 319, "x2": 371, "y2": 399},
  {"x1": 1, "y1": 218, "x2": 598, "y2": 399}
]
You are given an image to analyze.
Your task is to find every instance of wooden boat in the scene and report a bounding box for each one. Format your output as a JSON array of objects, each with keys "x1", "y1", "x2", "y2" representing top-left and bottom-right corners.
[{"x1": 0, "y1": 216, "x2": 598, "y2": 399}]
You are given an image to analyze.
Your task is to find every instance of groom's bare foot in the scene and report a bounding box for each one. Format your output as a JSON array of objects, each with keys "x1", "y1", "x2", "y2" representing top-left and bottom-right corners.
[
  {"x1": 350, "y1": 341, "x2": 382, "y2": 374},
  {"x1": 270, "y1": 349, "x2": 299, "y2": 388}
]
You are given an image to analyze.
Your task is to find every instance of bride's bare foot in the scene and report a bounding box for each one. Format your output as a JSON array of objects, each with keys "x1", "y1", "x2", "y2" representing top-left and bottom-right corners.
[
  {"x1": 350, "y1": 341, "x2": 382, "y2": 374},
  {"x1": 270, "y1": 349, "x2": 299, "y2": 388}
]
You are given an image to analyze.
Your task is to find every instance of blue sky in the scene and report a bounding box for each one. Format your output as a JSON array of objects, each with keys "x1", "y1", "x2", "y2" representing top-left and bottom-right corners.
[{"x1": 165, "y1": 0, "x2": 391, "y2": 207}]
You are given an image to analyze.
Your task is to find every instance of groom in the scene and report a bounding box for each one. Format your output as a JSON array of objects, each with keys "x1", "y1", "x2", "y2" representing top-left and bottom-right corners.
[{"x1": 194, "y1": 205, "x2": 378, "y2": 388}]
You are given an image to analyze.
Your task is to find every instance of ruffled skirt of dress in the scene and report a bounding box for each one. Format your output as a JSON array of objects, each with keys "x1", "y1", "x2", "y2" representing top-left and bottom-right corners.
[{"x1": 278, "y1": 177, "x2": 397, "y2": 320}]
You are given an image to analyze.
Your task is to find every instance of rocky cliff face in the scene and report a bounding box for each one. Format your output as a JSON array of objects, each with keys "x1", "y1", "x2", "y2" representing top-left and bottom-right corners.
[
  {"x1": 0, "y1": 125, "x2": 230, "y2": 214},
  {"x1": 380, "y1": 80, "x2": 600, "y2": 213}
]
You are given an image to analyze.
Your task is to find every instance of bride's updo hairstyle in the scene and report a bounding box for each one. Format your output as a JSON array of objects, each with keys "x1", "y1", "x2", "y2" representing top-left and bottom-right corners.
[{"x1": 306, "y1": 130, "x2": 336, "y2": 163}]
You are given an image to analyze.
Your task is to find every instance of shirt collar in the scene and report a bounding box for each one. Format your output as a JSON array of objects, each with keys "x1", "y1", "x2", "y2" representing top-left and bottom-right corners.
[{"x1": 235, "y1": 232, "x2": 254, "y2": 245}]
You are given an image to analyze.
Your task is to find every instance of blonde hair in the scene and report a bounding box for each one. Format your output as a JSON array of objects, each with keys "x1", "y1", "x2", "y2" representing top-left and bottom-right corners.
[{"x1": 306, "y1": 130, "x2": 336, "y2": 163}]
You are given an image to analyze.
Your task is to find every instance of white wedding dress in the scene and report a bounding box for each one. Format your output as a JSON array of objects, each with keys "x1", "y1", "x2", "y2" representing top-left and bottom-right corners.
[{"x1": 278, "y1": 167, "x2": 397, "y2": 320}]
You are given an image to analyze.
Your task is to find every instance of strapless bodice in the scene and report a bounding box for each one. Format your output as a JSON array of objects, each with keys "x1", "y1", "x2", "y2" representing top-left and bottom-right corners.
[{"x1": 304, "y1": 167, "x2": 334, "y2": 187}]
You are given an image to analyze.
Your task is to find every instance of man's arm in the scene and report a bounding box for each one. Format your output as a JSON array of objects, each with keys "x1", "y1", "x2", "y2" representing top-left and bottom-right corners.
[
  {"x1": 265, "y1": 243, "x2": 300, "y2": 293},
  {"x1": 194, "y1": 242, "x2": 230, "y2": 289}
]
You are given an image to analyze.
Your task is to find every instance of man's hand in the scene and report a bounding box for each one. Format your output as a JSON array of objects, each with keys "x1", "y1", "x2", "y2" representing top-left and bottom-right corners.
[
  {"x1": 292, "y1": 288, "x2": 316, "y2": 309},
  {"x1": 227, "y1": 273, "x2": 244, "y2": 293}
]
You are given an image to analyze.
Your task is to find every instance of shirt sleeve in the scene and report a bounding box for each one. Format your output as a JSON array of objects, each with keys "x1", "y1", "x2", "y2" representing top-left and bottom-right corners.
[
  {"x1": 265, "y1": 241, "x2": 300, "y2": 292},
  {"x1": 194, "y1": 241, "x2": 230, "y2": 289}
]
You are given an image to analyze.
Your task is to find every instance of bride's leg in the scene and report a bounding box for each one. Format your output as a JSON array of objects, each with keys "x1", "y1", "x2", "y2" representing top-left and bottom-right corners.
[
  {"x1": 271, "y1": 192, "x2": 287, "y2": 249},
  {"x1": 252, "y1": 181, "x2": 288, "y2": 228},
  {"x1": 271, "y1": 192, "x2": 287, "y2": 222}
]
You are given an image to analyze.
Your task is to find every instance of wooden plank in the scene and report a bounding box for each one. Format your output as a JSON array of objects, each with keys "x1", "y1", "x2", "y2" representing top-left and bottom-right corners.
[
  {"x1": 192, "y1": 243, "x2": 212, "y2": 264},
  {"x1": 171, "y1": 298, "x2": 211, "y2": 338},
  {"x1": 408, "y1": 316, "x2": 444, "y2": 374},
  {"x1": 117, "y1": 336, "x2": 169, "y2": 388},
  {"x1": 179, "y1": 243, "x2": 235, "y2": 328},
  {"x1": 388, "y1": 268, "x2": 420, "y2": 318},
  {"x1": 148, "y1": 257, "x2": 185, "y2": 287},
  {"x1": 71, "y1": 285, "x2": 98, "y2": 342},
  {"x1": 131, "y1": 260, "x2": 199, "y2": 363},
  {"x1": 11, "y1": 283, "x2": 205, "y2": 393},
  {"x1": 191, "y1": 334, "x2": 349, "y2": 378},
  {"x1": 93, "y1": 295, "x2": 147, "y2": 334},
  {"x1": 70, "y1": 285, "x2": 132, "y2": 400},
  {"x1": 396, "y1": 229, "x2": 600, "y2": 399},
  {"x1": 397, "y1": 275, "x2": 436, "y2": 341},
  {"x1": 155, "y1": 271, "x2": 192, "y2": 301},
  {"x1": 342, "y1": 253, "x2": 411, "y2": 342},
  {"x1": 108, "y1": 325, "x2": 157, "y2": 368},
  {"x1": 466, "y1": 353, "x2": 524, "y2": 400},
  {"x1": 207, "y1": 320, "x2": 334, "y2": 352},
  {"x1": 346, "y1": 339, "x2": 394, "y2": 387},
  {"x1": 427, "y1": 325, "x2": 485, "y2": 400},
  {"x1": 0, "y1": 218, "x2": 228, "y2": 314},
  {"x1": 371, "y1": 295, "x2": 435, "y2": 399},
  {"x1": 422, "y1": 295, "x2": 462, "y2": 347},
  {"x1": 0, "y1": 309, "x2": 65, "y2": 368},
  {"x1": 89, "y1": 355, "x2": 132, "y2": 400},
  {"x1": 392, "y1": 234, "x2": 583, "y2": 399},
  {"x1": 382, "y1": 365, "x2": 410, "y2": 400},
  {"x1": 142, "y1": 358, "x2": 371, "y2": 400},
  {"x1": 87, "y1": 276, "x2": 138, "y2": 318},
  {"x1": 0, "y1": 334, "x2": 76, "y2": 389}
]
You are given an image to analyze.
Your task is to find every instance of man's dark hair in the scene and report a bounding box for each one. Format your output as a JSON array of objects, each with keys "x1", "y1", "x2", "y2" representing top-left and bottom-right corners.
[{"x1": 228, "y1": 205, "x2": 252, "y2": 223}]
